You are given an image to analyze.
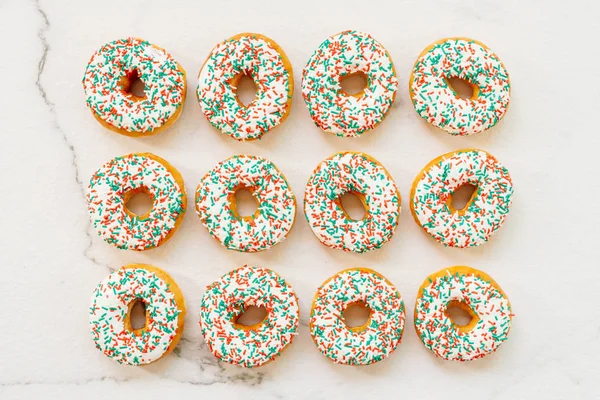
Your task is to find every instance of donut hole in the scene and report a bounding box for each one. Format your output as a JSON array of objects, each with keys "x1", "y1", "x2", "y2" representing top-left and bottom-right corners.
[
  {"x1": 128, "y1": 300, "x2": 147, "y2": 332},
  {"x1": 230, "y1": 187, "x2": 259, "y2": 220},
  {"x1": 233, "y1": 72, "x2": 258, "y2": 107},
  {"x1": 121, "y1": 69, "x2": 147, "y2": 100},
  {"x1": 338, "y1": 192, "x2": 367, "y2": 221},
  {"x1": 342, "y1": 301, "x2": 372, "y2": 331},
  {"x1": 445, "y1": 300, "x2": 479, "y2": 331},
  {"x1": 339, "y1": 72, "x2": 368, "y2": 96},
  {"x1": 234, "y1": 305, "x2": 268, "y2": 330},
  {"x1": 449, "y1": 184, "x2": 477, "y2": 212},
  {"x1": 124, "y1": 188, "x2": 154, "y2": 218},
  {"x1": 445, "y1": 76, "x2": 477, "y2": 100}
]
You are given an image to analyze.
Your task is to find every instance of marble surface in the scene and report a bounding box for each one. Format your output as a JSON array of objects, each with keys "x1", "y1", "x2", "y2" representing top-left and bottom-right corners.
[{"x1": 1, "y1": 0, "x2": 599, "y2": 398}]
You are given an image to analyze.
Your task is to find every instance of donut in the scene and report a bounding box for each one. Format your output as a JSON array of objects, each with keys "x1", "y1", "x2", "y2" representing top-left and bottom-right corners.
[
  {"x1": 414, "y1": 266, "x2": 512, "y2": 361},
  {"x1": 301, "y1": 30, "x2": 398, "y2": 137},
  {"x1": 89, "y1": 264, "x2": 186, "y2": 365},
  {"x1": 197, "y1": 33, "x2": 293, "y2": 141},
  {"x1": 87, "y1": 153, "x2": 187, "y2": 251},
  {"x1": 309, "y1": 268, "x2": 405, "y2": 365},
  {"x1": 410, "y1": 149, "x2": 513, "y2": 248},
  {"x1": 304, "y1": 152, "x2": 400, "y2": 253},
  {"x1": 83, "y1": 37, "x2": 186, "y2": 136},
  {"x1": 199, "y1": 265, "x2": 300, "y2": 368},
  {"x1": 195, "y1": 155, "x2": 296, "y2": 252},
  {"x1": 409, "y1": 37, "x2": 510, "y2": 136}
]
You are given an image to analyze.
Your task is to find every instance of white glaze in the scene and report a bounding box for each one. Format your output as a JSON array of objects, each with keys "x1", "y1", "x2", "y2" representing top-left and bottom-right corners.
[
  {"x1": 82, "y1": 38, "x2": 186, "y2": 134},
  {"x1": 304, "y1": 152, "x2": 400, "y2": 253},
  {"x1": 301, "y1": 30, "x2": 398, "y2": 137},
  {"x1": 195, "y1": 155, "x2": 296, "y2": 252},
  {"x1": 410, "y1": 38, "x2": 510, "y2": 136},
  {"x1": 411, "y1": 149, "x2": 513, "y2": 248},
  {"x1": 310, "y1": 268, "x2": 405, "y2": 365},
  {"x1": 89, "y1": 267, "x2": 182, "y2": 365},
  {"x1": 414, "y1": 268, "x2": 512, "y2": 361},
  {"x1": 199, "y1": 266, "x2": 300, "y2": 368},
  {"x1": 197, "y1": 34, "x2": 292, "y2": 140},
  {"x1": 87, "y1": 153, "x2": 186, "y2": 251}
]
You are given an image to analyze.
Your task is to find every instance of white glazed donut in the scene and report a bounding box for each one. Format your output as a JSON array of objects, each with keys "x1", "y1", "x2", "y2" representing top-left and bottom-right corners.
[
  {"x1": 197, "y1": 33, "x2": 294, "y2": 141},
  {"x1": 82, "y1": 37, "x2": 186, "y2": 136},
  {"x1": 302, "y1": 30, "x2": 398, "y2": 137},
  {"x1": 414, "y1": 266, "x2": 513, "y2": 361},
  {"x1": 410, "y1": 149, "x2": 514, "y2": 248},
  {"x1": 195, "y1": 155, "x2": 296, "y2": 252},
  {"x1": 199, "y1": 265, "x2": 300, "y2": 368},
  {"x1": 410, "y1": 38, "x2": 511, "y2": 136},
  {"x1": 304, "y1": 152, "x2": 400, "y2": 253},
  {"x1": 87, "y1": 153, "x2": 187, "y2": 251},
  {"x1": 309, "y1": 268, "x2": 405, "y2": 365},
  {"x1": 89, "y1": 264, "x2": 186, "y2": 365}
]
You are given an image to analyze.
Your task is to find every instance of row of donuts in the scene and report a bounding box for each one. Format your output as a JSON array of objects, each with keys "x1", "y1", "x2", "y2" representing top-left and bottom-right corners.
[
  {"x1": 90, "y1": 264, "x2": 512, "y2": 367},
  {"x1": 87, "y1": 149, "x2": 513, "y2": 252},
  {"x1": 82, "y1": 31, "x2": 511, "y2": 140}
]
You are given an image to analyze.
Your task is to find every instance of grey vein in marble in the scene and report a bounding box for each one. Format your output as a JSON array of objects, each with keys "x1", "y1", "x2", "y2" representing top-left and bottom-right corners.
[{"x1": 34, "y1": 0, "x2": 111, "y2": 273}]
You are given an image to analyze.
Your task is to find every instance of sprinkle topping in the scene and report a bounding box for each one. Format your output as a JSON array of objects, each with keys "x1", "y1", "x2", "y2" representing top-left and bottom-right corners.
[
  {"x1": 199, "y1": 266, "x2": 300, "y2": 368},
  {"x1": 82, "y1": 37, "x2": 186, "y2": 134},
  {"x1": 414, "y1": 267, "x2": 512, "y2": 361},
  {"x1": 304, "y1": 152, "x2": 400, "y2": 253},
  {"x1": 410, "y1": 38, "x2": 510, "y2": 135},
  {"x1": 197, "y1": 34, "x2": 293, "y2": 141},
  {"x1": 310, "y1": 268, "x2": 405, "y2": 365},
  {"x1": 302, "y1": 30, "x2": 398, "y2": 137},
  {"x1": 89, "y1": 266, "x2": 182, "y2": 365},
  {"x1": 195, "y1": 155, "x2": 296, "y2": 252},
  {"x1": 411, "y1": 149, "x2": 513, "y2": 248},
  {"x1": 87, "y1": 153, "x2": 186, "y2": 251}
]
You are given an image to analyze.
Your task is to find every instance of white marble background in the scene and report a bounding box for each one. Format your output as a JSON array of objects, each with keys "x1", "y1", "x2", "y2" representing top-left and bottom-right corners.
[{"x1": 1, "y1": 0, "x2": 599, "y2": 398}]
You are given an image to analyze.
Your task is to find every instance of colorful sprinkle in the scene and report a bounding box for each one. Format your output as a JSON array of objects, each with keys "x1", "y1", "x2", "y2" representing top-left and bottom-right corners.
[
  {"x1": 304, "y1": 152, "x2": 400, "y2": 253},
  {"x1": 197, "y1": 33, "x2": 293, "y2": 141},
  {"x1": 89, "y1": 265, "x2": 183, "y2": 365},
  {"x1": 87, "y1": 153, "x2": 186, "y2": 251},
  {"x1": 199, "y1": 266, "x2": 300, "y2": 368},
  {"x1": 302, "y1": 30, "x2": 398, "y2": 137},
  {"x1": 195, "y1": 155, "x2": 296, "y2": 252},
  {"x1": 82, "y1": 37, "x2": 186, "y2": 135},
  {"x1": 414, "y1": 266, "x2": 512, "y2": 361},
  {"x1": 410, "y1": 38, "x2": 510, "y2": 135},
  {"x1": 411, "y1": 149, "x2": 513, "y2": 248},
  {"x1": 310, "y1": 268, "x2": 405, "y2": 365}
]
